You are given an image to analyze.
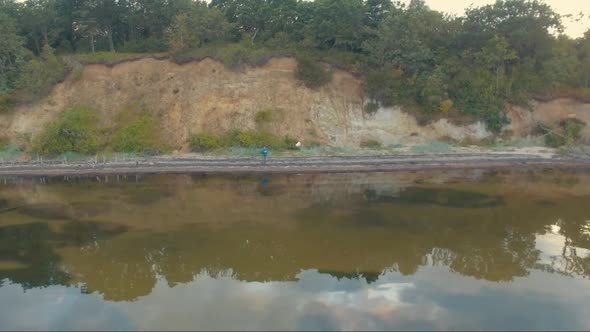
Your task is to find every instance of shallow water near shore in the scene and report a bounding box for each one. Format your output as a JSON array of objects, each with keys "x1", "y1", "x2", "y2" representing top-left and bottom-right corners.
[{"x1": 0, "y1": 169, "x2": 589, "y2": 330}]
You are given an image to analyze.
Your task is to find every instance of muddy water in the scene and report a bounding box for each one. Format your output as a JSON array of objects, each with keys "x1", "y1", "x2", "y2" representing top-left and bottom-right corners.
[{"x1": 0, "y1": 169, "x2": 589, "y2": 330}]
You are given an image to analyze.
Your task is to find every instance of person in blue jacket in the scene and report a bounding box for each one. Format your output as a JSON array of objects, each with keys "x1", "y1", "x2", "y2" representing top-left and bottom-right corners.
[{"x1": 261, "y1": 146, "x2": 268, "y2": 165}]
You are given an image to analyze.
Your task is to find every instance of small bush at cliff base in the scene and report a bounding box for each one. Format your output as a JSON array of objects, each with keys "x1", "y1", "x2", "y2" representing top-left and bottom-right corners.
[
  {"x1": 284, "y1": 135, "x2": 298, "y2": 150},
  {"x1": 295, "y1": 56, "x2": 332, "y2": 89},
  {"x1": 189, "y1": 130, "x2": 301, "y2": 151},
  {"x1": 228, "y1": 130, "x2": 285, "y2": 149},
  {"x1": 563, "y1": 119, "x2": 586, "y2": 145},
  {"x1": 544, "y1": 131, "x2": 565, "y2": 148},
  {"x1": 540, "y1": 119, "x2": 586, "y2": 148},
  {"x1": 231, "y1": 130, "x2": 259, "y2": 147},
  {"x1": 360, "y1": 139, "x2": 382, "y2": 149},
  {"x1": 111, "y1": 114, "x2": 165, "y2": 153},
  {"x1": 189, "y1": 133, "x2": 221, "y2": 151},
  {"x1": 34, "y1": 108, "x2": 101, "y2": 156}
]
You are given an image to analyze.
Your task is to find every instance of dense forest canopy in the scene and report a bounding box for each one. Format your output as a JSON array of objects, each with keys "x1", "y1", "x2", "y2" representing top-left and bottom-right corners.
[{"x1": 0, "y1": 0, "x2": 589, "y2": 131}]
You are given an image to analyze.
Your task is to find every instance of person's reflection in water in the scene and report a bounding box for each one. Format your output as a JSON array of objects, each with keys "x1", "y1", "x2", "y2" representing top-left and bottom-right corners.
[
  {"x1": 261, "y1": 176, "x2": 269, "y2": 186},
  {"x1": 258, "y1": 175, "x2": 271, "y2": 196}
]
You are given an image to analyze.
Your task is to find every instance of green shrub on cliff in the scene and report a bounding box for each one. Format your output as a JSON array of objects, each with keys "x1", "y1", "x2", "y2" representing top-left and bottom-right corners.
[
  {"x1": 189, "y1": 130, "x2": 301, "y2": 152},
  {"x1": 543, "y1": 131, "x2": 565, "y2": 148},
  {"x1": 226, "y1": 130, "x2": 286, "y2": 149},
  {"x1": 360, "y1": 139, "x2": 382, "y2": 149},
  {"x1": 34, "y1": 107, "x2": 101, "y2": 156},
  {"x1": 189, "y1": 132, "x2": 221, "y2": 151},
  {"x1": 255, "y1": 109, "x2": 273, "y2": 125},
  {"x1": 295, "y1": 56, "x2": 332, "y2": 89},
  {"x1": 364, "y1": 101, "x2": 380, "y2": 115},
  {"x1": 34, "y1": 105, "x2": 170, "y2": 156},
  {"x1": 284, "y1": 135, "x2": 299, "y2": 150},
  {"x1": 111, "y1": 113, "x2": 165, "y2": 154},
  {"x1": 15, "y1": 45, "x2": 67, "y2": 103},
  {"x1": 541, "y1": 119, "x2": 587, "y2": 148},
  {"x1": 563, "y1": 119, "x2": 586, "y2": 145}
]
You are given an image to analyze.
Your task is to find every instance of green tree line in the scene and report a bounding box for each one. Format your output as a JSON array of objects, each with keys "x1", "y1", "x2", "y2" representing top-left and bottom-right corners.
[{"x1": 1, "y1": 0, "x2": 589, "y2": 131}]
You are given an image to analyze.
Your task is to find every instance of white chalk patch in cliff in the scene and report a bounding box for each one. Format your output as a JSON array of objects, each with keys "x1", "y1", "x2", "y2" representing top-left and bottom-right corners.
[{"x1": 322, "y1": 104, "x2": 491, "y2": 146}]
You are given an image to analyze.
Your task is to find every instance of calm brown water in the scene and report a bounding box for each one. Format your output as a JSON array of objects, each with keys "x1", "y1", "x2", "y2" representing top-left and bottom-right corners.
[{"x1": 0, "y1": 169, "x2": 589, "y2": 330}]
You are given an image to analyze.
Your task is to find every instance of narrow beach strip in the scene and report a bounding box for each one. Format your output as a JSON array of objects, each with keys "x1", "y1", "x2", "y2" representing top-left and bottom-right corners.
[{"x1": 0, "y1": 153, "x2": 589, "y2": 177}]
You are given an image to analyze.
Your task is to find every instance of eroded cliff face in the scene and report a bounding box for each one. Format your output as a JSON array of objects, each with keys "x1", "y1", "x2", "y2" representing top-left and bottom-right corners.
[
  {"x1": 508, "y1": 99, "x2": 590, "y2": 142},
  {"x1": 0, "y1": 57, "x2": 588, "y2": 150}
]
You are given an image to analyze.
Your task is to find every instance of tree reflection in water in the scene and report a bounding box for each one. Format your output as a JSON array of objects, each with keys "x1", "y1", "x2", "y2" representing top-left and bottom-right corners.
[{"x1": 0, "y1": 170, "x2": 588, "y2": 302}]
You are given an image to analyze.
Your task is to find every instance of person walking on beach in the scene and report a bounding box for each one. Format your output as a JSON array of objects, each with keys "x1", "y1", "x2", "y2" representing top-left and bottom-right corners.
[{"x1": 261, "y1": 146, "x2": 268, "y2": 165}]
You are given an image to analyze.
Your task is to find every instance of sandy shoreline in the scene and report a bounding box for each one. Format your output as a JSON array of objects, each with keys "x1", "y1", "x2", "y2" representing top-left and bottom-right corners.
[{"x1": 0, "y1": 152, "x2": 589, "y2": 177}]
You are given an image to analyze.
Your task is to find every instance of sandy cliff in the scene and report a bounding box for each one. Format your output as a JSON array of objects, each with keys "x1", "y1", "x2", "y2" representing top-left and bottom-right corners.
[{"x1": 0, "y1": 57, "x2": 588, "y2": 150}]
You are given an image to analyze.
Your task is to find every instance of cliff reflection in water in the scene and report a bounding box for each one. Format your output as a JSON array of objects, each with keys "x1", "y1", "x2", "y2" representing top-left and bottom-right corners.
[{"x1": 0, "y1": 169, "x2": 588, "y2": 304}]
